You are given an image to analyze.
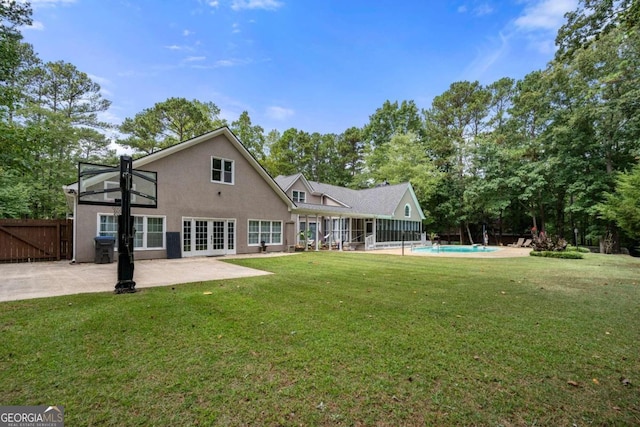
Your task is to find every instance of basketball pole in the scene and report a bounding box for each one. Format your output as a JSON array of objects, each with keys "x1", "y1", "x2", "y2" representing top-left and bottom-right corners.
[{"x1": 115, "y1": 155, "x2": 136, "y2": 293}]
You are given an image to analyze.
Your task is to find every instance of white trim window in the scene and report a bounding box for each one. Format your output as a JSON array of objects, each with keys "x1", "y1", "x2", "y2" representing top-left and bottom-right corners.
[
  {"x1": 98, "y1": 214, "x2": 118, "y2": 240},
  {"x1": 248, "y1": 220, "x2": 282, "y2": 245},
  {"x1": 404, "y1": 204, "x2": 411, "y2": 218},
  {"x1": 211, "y1": 157, "x2": 234, "y2": 184},
  {"x1": 98, "y1": 214, "x2": 166, "y2": 250},
  {"x1": 292, "y1": 190, "x2": 306, "y2": 203}
]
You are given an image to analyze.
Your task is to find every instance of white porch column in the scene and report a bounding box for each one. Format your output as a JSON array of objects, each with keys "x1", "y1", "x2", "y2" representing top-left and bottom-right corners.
[
  {"x1": 373, "y1": 218, "x2": 377, "y2": 249},
  {"x1": 328, "y1": 216, "x2": 333, "y2": 251},
  {"x1": 304, "y1": 214, "x2": 309, "y2": 251},
  {"x1": 314, "y1": 214, "x2": 319, "y2": 251}
]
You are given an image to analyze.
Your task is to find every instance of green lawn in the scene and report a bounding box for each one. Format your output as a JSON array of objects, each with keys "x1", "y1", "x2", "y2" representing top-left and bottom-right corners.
[{"x1": 1, "y1": 252, "x2": 639, "y2": 426}]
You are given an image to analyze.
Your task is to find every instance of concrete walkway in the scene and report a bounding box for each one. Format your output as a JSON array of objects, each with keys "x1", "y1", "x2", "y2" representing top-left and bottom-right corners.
[{"x1": 0, "y1": 254, "x2": 291, "y2": 302}]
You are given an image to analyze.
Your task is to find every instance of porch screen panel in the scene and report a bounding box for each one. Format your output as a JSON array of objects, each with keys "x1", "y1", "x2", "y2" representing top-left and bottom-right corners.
[{"x1": 375, "y1": 219, "x2": 421, "y2": 242}]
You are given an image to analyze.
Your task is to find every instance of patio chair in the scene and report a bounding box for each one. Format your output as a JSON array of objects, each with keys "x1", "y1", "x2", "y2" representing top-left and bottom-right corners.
[
  {"x1": 508, "y1": 238, "x2": 525, "y2": 247},
  {"x1": 522, "y1": 238, "x2": 532, "y2": 248}
]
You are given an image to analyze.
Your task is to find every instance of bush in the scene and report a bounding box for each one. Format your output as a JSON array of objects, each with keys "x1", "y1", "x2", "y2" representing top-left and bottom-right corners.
[
  {"x1": 532, "y1": 233, "x2": 567, "y2": 252},
  {"x1": 566, "y1": 245, "x2": 590, "y2": 253},
  {"x1": 530, "y1": 251, "x2": 584, "y2": 259}
]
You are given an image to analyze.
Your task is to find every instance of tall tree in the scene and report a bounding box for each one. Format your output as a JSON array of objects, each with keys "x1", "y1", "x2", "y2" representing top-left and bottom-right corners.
[
  {"x1": 361, "y1": 100, "x2": 424, "y2": 185},
  {"x1": 265, "y1": 128, "x2": 304, "y2": 177},
  {"x1": 76, "y1": 127, "x2": 115, "y2": 162},
  {"x1": 376, "y1": 132, "x2": 442, "y2": 219},
  {"x1": 33, "y1": 60, "x2": 111, "y2": 127},
  {"x1": 119, "y1": 97, "x2": 226, "y2": 154},
  {"x1": 503, "y1": 71, "x2": 553, "y2": 234},
  {"x1": 423, "y1": 81, "x2": 490, "y2": 242},
  {"x1": 598, "y1": 162, "x2": 640, "y2": 240},
  {"x1": 334, "y1": 126, "x2": 364, "y2": 187},
  {"x1": 0, "y1": 0, "x2": 32, "y2": 116},
  {"x1": 555, "y1": 0, "x2": 637, "y2": 60},
  {"x1": 231, "y1": 110, "x2": 266, "y2": 160}
]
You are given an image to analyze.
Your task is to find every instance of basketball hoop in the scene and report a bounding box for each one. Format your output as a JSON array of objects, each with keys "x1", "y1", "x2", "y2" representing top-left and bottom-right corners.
[{"x1": 112, "y1": 199, "x2": 122, "y2": 217}]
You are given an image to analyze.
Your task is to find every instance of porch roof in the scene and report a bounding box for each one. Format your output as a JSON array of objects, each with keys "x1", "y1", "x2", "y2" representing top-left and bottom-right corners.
[
  {"x1": 293, "y1": 202, "x2": 386, "y2": 219},
  {"x1": 276, "y1": 174, "x2": 426, "y2": 221}
]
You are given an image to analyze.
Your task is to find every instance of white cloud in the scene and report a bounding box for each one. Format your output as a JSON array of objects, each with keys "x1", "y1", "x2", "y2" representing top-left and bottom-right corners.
[
  {"x1": 514, "y1": 0, "x2": 577, "y2": 31},
  {"x1": 164, "y1": 44, "x2": 194, "y2": 51},
  {"x1": 185, "y1": 56, "x2": 206, "y2": 62},
  {"x1": 266, "y1": 106, "x2": 294, "y2": 120},
  {"x1": 97, "y1": 110, "x2": 121, "y2": 127},
  {"x1": 464, "y1": 0, "x2": 577, "y2": 79},
  {"x1": 474, "y1": 3, "x2": 494, "y2": 16},
  {"x1": 87, "y1": 74, "x2": 111, "y2": 86},
  {"x1": 187, "y1": 57, "x2": 251, "y2": 69},
  {"x1": 456, "y1": 2, "x2": 493, "y2": 16},
  {"x1": 22, "y1": 20, "x2": 44, "y2": 30},
  {"x1": 463, "y1": 31, "x2": 511, "y2": 79},
  {"x1": 231, "y1": 0, "x2": 283, "y2": 11},
  {"x1": 215, "y1": 58, "x2": 249, "y2": 67},
  {"x1": 232, "y1": 22, "x2": 241, "y2": 33},
  {"x1": 183, "y1": 29, "x2": 194, "y2": 36},
  {"x1": 511, "y1": 0, "x2": 577, "y2": 54},
  {"x1": 87, "y1": 74, "x2": 113, "y2": 97}
]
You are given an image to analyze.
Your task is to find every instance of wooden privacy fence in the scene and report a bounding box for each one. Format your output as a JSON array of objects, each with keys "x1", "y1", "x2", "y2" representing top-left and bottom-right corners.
[{"x1": 0, "y1": 219, "x2": 73, "y2": 263}]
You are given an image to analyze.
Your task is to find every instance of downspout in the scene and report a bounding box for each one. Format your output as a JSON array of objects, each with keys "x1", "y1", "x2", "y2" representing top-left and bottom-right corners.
[
  {"x1": 64, "y1": 188, "x2": 78, "y2": 263},
  {"x1": 72, "y1": 194, "x2": 77, "y2": 263}
]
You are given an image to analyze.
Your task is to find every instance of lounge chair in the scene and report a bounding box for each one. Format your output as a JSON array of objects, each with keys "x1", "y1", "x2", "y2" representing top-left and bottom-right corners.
[
  {"x1": 522, "y1": 239, "x2": 532, "y2": 248},
  {"x1": 508, "y1": 238, "x2": 525, "y2": 247}
]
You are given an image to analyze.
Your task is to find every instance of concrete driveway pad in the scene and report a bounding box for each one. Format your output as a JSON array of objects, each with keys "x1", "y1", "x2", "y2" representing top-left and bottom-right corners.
[{"x1": 0, "y1": 256, "x2": 274, "y2": 302}]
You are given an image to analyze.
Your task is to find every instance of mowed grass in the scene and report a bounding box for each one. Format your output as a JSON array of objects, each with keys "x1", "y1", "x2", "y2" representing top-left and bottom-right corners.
[{"x1": 1, "y1": 252, "x2": 639, "y2": 426}]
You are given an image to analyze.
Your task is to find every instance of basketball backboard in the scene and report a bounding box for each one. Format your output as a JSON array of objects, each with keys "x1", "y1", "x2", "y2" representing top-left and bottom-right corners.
[{"x1": 78, "y1": 161, "x2": 157, "y2": 208}]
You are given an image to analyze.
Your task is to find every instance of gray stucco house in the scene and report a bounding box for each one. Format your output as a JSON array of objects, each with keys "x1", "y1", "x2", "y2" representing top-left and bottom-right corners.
[{"x1": 64, "y1": 127, "x2": 426, "y2": 262}]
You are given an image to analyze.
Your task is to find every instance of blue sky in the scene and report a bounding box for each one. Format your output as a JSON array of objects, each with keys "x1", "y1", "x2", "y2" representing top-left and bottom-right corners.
[{"x1": 22, "y1": 0, "x2": 577, "y2": 137}]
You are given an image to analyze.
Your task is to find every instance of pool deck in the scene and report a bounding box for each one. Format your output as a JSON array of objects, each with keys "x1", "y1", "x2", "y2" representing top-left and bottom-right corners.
[{"x1": 368, "y1": 246, "x2": 532, "y2": 258}]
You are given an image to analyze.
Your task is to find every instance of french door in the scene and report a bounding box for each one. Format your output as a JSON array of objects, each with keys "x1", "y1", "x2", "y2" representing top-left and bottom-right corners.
[{"x1": 183, "y1": 218, "x2": 236, "y2": 257}]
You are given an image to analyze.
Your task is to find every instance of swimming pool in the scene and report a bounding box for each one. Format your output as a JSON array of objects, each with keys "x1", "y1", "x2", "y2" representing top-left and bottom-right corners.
[{"x1": 412, "y1": 245, "x2": 500, "y2": 254}]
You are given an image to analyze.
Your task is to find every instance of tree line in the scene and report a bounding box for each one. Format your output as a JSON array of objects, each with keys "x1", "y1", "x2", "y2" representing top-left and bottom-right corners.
[{"x1": 1, "y1": 0, "x2": 639, "y2": 249}]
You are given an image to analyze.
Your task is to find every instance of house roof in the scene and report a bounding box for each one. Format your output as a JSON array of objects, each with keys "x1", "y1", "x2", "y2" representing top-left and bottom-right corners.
[
  {"x1": 65, "y1": 127, "x2": 294, "y2": 210},
  {"x1": 274, "y1": 174, "x2": 426, "y2": 220},
  {"x1": 275, "y1": 173, "x2": 306, "y2": 193}
]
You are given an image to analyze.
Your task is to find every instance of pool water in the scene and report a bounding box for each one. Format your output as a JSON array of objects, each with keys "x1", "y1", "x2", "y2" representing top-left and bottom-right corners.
[{"x1": 412, "y1": 245, "x2": 500, "y2": 254}]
